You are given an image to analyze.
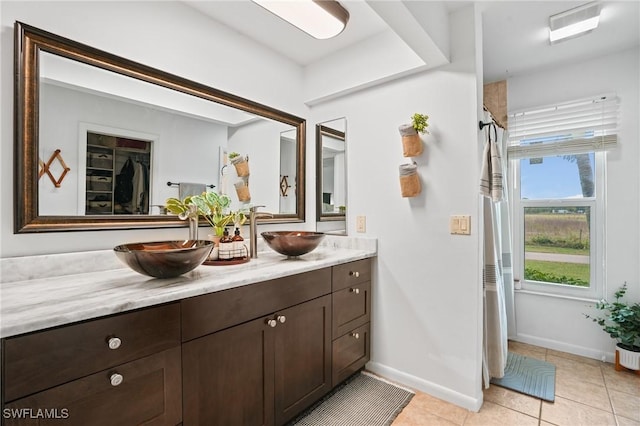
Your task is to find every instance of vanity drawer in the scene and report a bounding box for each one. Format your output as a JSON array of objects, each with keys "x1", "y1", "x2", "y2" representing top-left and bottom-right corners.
[
  {"x1": 332, "y1": 281, "x2": 371, "y2": 337},
  {"x1": 332, "y1": 323, "x2": 370, "y2": 386},
  {"x1": 181, "y1": 268, "x2": 331, "y2": 341},
  {"x1": 3, "y1": 347, "x2": 182, "y2": 426},
  {"x1": 3, "y1": 302, "x2": 180, "y2": 402},
  {"x1": 332, "y1": 258, "x2": 371, "y2": 292}
]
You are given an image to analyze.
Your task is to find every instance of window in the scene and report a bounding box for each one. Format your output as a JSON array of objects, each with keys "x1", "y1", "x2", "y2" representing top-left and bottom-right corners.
[{"x1": 509, "y1": 95, "x2": 617, "y2": 299}]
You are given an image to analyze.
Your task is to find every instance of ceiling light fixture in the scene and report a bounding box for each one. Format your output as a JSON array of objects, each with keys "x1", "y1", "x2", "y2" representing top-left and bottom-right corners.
[
  {"x1": 549, "y1": 2, "x2": 601, "y2": 44},
  {"x1": 252, "y1": 0, "x2": 349, "y2": 40}
]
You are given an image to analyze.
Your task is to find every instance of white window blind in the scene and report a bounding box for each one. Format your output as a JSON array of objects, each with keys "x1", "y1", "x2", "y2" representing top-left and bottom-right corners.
[{"x1": 508, "y1": 94, "x2": 619, "y2": 159}]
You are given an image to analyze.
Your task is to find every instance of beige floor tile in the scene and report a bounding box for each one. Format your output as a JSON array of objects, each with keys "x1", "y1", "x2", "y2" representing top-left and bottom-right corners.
[
  {"x1": 541, "y1": 396, "x2": 616, "y2": 426},
  {"x1": 554, "y1": 370, "x2": 612, "y2": 411},
  {"x1": 540, "y1": 422, "x2": 555, "y2": 426},
  {"x1": 483, "y1": 385, "x2": 541, "y2": 417},
  {"x1": 547, "y1": 348, "x2": 604, "y2": 368},
  {"x1": 602, "y1": 364, "x2": 640, "y2": 396},
  {"x1": 393, "y1": 408, "x2": 459, "y2": 426},
  {"x1": 546, "y1": 354, "x2": 605, "y2": 386},
  {"x1": 509, "y1": 341, "x2": 547, "y2": 361},
  {"x1": 616, "y1": 415, "x2": 640, "y2": 426},
  {"x1": 609, "y1": 389, "x2": 640, "y2": 422},
  {"x1": 399, "y1": 392, "x2": 468, "y2": 425},
  {"x1": 464, "y1": 401, "x2": 538, "y2": 426}
]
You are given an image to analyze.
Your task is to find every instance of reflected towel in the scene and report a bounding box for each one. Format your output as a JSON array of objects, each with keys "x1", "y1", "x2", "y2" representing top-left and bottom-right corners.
[{"x1": 179, "y1": 182, "x2": 206, "y2": 199}]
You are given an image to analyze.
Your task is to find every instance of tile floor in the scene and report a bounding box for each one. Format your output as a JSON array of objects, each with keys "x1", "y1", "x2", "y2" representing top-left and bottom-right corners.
[{"x1": 392, "y1": 341, "x2": 640, "y2": 426}]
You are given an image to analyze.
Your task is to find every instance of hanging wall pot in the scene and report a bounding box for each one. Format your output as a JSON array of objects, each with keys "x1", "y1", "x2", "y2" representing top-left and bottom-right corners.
[
  {"x1": 398, "y1": 113, "x2": 429, "y2": 157},
  {"x1": 398, "y1": 124, "x2": 423, "y2": 157},
  {"x1": 234, "y1": 180, "x2": 251, "y2": 202},
  {"x1": 230, "y1": 153, "x2": 250, "y2": 177},
  {"x1": 399, "y1": 162, "x2": 421, "y2": 197}
]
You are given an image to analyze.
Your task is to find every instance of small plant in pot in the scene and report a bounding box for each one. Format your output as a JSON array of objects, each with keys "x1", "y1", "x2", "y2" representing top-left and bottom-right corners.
[
  {"x1": 585, "y1": 283, "x2": 640, "y2": 373},
  {"x1": 229, "y1": 151, "x2": 250, "y2": 177},
  {"x1": 398, "y1": 113, "x2": 429, "y2": 157}
]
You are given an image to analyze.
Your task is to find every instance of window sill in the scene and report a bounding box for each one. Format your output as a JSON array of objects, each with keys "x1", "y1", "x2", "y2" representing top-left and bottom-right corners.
[{"x1": 514, "y1": 288, "x2": 601, "y2": 303}]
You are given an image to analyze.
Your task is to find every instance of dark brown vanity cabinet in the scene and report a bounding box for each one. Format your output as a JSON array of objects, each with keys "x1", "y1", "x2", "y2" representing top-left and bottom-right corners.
[
  {"x1": 331, "y1": 258, "x2": 372, "y2": 385},
  {"x1": 181, "y1": 269, "x2": 332, "y2": 426},
  {"x1": 0, "y1": 258, "x2": 373, "y2": 426},
  {"x1": 1, "y1": 303, "x2": 182, "y2": 425}
]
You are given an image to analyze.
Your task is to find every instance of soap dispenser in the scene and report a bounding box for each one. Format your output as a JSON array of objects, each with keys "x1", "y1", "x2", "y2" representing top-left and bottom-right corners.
[
  {"x1": 218, "y1": 228, "x2": 233, "y2": 260},
  {"x1": 232, "y1": 227, "x2": 245, "y2": 259}
]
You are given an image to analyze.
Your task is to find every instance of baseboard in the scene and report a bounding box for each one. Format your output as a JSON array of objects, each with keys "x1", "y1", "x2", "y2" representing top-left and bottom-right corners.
[
  {"x1": 366, "y1": 361, "x2": 483, "y2": 412},
  {"x1": 512, "y1": 333, "x2": 615, "y2": 363}
]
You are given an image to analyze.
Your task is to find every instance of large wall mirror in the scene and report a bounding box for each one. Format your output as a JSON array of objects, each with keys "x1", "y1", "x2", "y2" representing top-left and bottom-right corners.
[
  {"x1": 14, "y1": 22, "x2": 306, "y2": 233},
  {"x1": 316, "y1": 118, "x2": 346, "y2": 235}
]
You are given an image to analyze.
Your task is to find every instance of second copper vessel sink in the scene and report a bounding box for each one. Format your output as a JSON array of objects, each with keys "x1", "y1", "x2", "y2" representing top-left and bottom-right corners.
[{"x1": 261, "y1": 231, "x2": 325, "y2": 257}]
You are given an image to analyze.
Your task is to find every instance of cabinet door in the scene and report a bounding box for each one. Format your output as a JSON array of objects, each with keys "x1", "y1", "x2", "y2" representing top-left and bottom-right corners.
[
  {"x1": 3, "y1": 347, "x2": 181, "y2": 426},
  {"x1": 274, "y1": 295, "x2": 331, "y2": 425},
  {"x1": 182, "y1": 316, "x2": 275, "y2": 426}
]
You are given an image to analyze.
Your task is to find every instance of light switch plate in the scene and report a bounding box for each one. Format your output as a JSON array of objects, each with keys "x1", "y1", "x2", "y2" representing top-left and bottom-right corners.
[
  {"x1": 356, "y1": 216, "x2": 366, "y2": 233},
  {"x1": 450, "y1": 215, "x2": 471, "y2": 235}
]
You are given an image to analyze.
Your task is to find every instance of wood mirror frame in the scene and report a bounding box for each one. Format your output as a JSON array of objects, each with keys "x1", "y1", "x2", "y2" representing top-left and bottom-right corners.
[{"x1": 14, "y1": 22, "x2": 306, "y2": 233}]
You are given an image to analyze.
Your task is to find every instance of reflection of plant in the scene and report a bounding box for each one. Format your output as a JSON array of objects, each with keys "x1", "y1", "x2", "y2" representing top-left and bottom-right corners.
[
  {"x1": 228, "y1": 152, "x2": 240, "y2": 159},
  {"x1": 166, "y1": 192, "x2": 247, "y2": 237},
  {"x1": 584, "y1": 283, "x2": 640, "y2": 351},
  {"x1": 411, "y1": 113, "x2": 430, "y2": 134}
]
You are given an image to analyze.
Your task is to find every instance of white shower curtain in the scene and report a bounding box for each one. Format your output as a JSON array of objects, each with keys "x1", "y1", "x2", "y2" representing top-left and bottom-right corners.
[{"x1": 480, "y1": 119, "x2": 513, "y2": 388}]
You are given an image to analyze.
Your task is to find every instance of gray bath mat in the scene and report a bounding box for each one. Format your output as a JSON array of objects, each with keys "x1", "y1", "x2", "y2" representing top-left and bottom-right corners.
[
  {"x1": 290, "y1": 372, "x2": 414, "y2": 426},
  {"x1": 491, "y1": 352, "x2": 556, "y2": 402}
]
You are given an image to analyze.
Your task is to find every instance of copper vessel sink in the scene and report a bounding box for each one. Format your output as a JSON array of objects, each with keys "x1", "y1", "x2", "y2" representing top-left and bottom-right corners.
[
  {"x1": 261, "y1": 231, "x2": 325, "y2": 257},
  {"x1": 114, "y1": 240, "x2": 213, "y2": 278}
]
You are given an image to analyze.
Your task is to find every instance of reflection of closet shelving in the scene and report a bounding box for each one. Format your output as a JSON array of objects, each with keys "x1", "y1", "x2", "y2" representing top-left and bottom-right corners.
[{"x1": 85, "y1": 132, "x2": 151, "y2": 215}]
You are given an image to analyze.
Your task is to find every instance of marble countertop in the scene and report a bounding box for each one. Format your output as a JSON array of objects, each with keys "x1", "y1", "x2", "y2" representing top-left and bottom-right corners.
[{"x1": 0, "y1": 239, "x2": 376, "y2": 339}]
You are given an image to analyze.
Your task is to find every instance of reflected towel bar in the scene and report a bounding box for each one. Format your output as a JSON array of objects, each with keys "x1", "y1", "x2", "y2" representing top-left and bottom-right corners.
[{"x1": 167, "y1": 181, "x2": 215, "y2": 188}]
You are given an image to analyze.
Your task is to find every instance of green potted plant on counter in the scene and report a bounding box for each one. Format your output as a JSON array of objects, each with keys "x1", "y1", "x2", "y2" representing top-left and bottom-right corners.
[
  {"x1": 585, "y1": 283, "x2": 640, "y2": 372},
  {"x1": 165, "y1": 192, "x2": 248, "y2": 238}
]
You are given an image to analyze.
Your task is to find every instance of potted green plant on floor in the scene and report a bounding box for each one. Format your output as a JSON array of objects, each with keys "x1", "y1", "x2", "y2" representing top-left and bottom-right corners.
[{"x1": 585, "y1": 283, "x2": 640, "y2": 373}]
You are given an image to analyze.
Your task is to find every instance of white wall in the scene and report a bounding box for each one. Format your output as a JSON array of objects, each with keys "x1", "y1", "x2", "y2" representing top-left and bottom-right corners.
[
  {"x1": 0, "y1": 1, "x2": 305, "y2": 257},
  {"x1": 310, "y1": 5, "x2": 484, "y2": 410},
  {"x1": 507, "y1": 47, "x2": 640, "y2": 361}
]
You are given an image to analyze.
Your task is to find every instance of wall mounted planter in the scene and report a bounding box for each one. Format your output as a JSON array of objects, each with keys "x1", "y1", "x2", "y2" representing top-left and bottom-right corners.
[
  {"x1": 399, "y1": 163, "x2": 421, "y2": 198},
  {"x1": 398, "y1": 124, "x2": 423, "y2": 157}
]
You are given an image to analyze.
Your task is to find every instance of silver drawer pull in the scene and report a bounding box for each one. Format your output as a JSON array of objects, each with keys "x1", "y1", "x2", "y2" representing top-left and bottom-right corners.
[
  {"x1": 110, "y1": 373, "x2": 123, "y2": 387},
  {"x1": 350, "y1": 288, "x2": 360, "y2": 295},
  {"x1": 107, "y1": 337, "x2": 122, "y2": 350},
  {"x1": 351, "y1": 332, "x2": 360, "y2": 339},
  {"x1": 349, "y1": 271, "x2": 360, "y2": 278},
  {"x1": 277, "y1": 315, "x2": 286, "y2": 324},
  {"x1": 266, "y1": 319, "x2": 277, "y2": 328}
]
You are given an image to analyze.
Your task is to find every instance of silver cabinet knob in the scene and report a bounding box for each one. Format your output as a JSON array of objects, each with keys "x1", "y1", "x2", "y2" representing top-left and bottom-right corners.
[
  {"x1": 277, "y1": 315, "x2": 286, "y2": 324},
  {"x1": 350, "y1": 288, "x2": 360, "y2": 295},
  {"x1": 266, "y1": 319, "x2": 277, "y2": 328},
  {"x1": 351, "y1": 332, "x2": 360, "y2": 339},
  {"x1": 110, "y1": 373, "x2": 123, "y2": 387},
  {"x1": 349, "y1": 271, "x2": 360, "y2": 278},
  {"x1": 107, "y1": 337, "x2": 122, "y2": 350}
]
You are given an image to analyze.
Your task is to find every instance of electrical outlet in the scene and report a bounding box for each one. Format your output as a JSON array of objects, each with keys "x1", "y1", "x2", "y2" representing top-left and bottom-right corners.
[{"x1": 356, "y1": 216, "x2": 366, "y2": 233}]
